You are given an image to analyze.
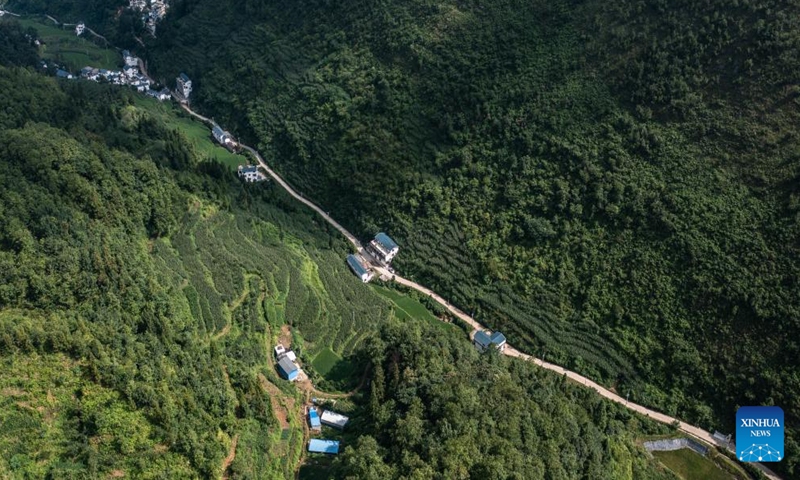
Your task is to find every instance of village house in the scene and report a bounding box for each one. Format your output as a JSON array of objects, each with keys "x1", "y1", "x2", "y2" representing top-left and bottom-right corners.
[
  {"x1": 122, "y1": 50, "x2": 139, "y2": 68},
  {"x1": 308, "y1": 439, "x2": 339, "y2": 455},
  {"x1": 367, "y1": 232, "x2": 399, "y2": 265},
  {"x1": 212, "y1": 125, "x2": 234, "y2": 146},
  {"x1": 346, "y1": 254, "x2": 373, "y2": 283},
  {"x1": 308, "y1": 407, "x2": 322, "y2": 432},
  {"x1": 320, "y1": 410, "x2": 349, "y2": 429},
  {"x1": 56, "y1": 69, "x2": 73, "y2": 79},
  {"x1": 237, "y1": 165, "x2": 267, "y2": 183},
  {"x1": 473, "y1": 330, "x2": 507, "y2": 352},
  {"x1": 75, "y1": 22, "x2": 85, "y2": 36},
  {"x1": 146, "y1": 88, "x2": 172, "y2": 101},
  {"x1": 177, "y1": 73, "x2": 192, "y2": 99}
]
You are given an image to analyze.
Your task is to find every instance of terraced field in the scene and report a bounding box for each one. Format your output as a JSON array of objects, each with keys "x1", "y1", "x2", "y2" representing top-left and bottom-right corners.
[
  {"x1": 395, "y1": 220, "x2": 637, "y2": 384},
  {"x1": 15, "y1": 17, "x2": 119, "y2": 70}
]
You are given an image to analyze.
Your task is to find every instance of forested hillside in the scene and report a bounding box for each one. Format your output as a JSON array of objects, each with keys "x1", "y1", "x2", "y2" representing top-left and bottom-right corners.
[
  {"x1": 137, "y1": 0, "x2": 800, "y2": 474},
  {"x1": 0, "y1": 60, "x2": 396, "y2": 477},
  {"x1": 0, "y1": 35, "x2": 688, "y2": 478}
]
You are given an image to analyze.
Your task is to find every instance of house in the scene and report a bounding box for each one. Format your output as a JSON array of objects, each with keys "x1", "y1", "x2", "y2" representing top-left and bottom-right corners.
[
  {"x1": 80, "y1": 66, "x2": 94, "y2": 78},
  {"x1": 274, "y1": 345, "x2": 286, "y2": 357},
  {"x1": 156, "y1": 88, "x2": 171, "y2": 101},
  {"x1": 123, "y1": 65, "x2": 137, "y2": 79},
  {"x1": 122, "y1": 50, "x2": 139, "y2": 67},
  {"x1": 308, "y1": 439, "x2": 339, "y2": 455},
  {"x1": 284, "y1": 350, "x2": 297, "y2": 362},
  {"x1": 56, "y1": 69, "x2": 73, "y2": 79},
  {"x1": 237, "y1": 165, "x2": 267, "y2": 183},
  {"x1": 367, "y1": 232, "x2": 399, "y2": 265},
  {"x1": 308, "y1": 408, "x2": 321, "y2": 431},
  {"x1": 75, "y1": 23, "x2": 85, "y2": 36},
  {"x1": 277, "y1": 356, "x2": 299, "y2": 381},
  {"x1": 473, "y1": 330, "x2": 507, "y2": 352},
  {"x1": 346, "y1": 254, "x2": 373, "y2": 283},
  {"x1": 212, "y1": 125, "x2": 234, "y2": 146},
  {"x1": 320, "y1": 410, "x2": 349, "y2": 429},
  {"x1": 177, "y1": 73, "x2": 192, "y2": 99}
]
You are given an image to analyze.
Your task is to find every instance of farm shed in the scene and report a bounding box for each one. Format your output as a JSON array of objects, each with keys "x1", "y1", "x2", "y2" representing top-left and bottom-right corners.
[
  {"x1": 320, "y1": 410, "x2": 349, "y2": 429},
  {"x1": 277, "y1": 356, "x2": 299, "y2": 381},
  {"x1": 308, "y1": 439, "x2": 340, "y2": 454}
]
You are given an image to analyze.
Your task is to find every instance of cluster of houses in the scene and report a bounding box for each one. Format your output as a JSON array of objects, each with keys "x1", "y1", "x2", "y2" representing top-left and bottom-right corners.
[
  {"x1": 129, "y1": 0, "x2": 169, "y2": 36},
  {"x1": 346, "y1": 232, "x2": 400, "y2": 283},
  {"x1": 75, "y1": 50, "x2": 171, "y2": 101},
  {"x1": 307, "y1": 402, "x2": 350, "y2": 455}
]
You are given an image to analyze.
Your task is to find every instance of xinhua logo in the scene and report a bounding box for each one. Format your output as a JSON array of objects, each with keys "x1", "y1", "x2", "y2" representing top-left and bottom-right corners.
[{"x1": 736, "y1": 406, "x2": 784, "y2": 462}]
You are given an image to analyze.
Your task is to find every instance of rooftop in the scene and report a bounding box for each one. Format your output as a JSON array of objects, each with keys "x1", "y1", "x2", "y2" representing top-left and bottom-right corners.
[
  {"x1": 346, "y1": 254, "x2": 369, "y2": 278},
  {"x1": 308, "y1": 439, "x2": 339, "y2": 454},
  {"x1": 309, "y1": 409, "x2": 321, "y2": 429},
  {"x1": 179, "y1": 73, "x2": 190, "y2": 82},
  {"x1": 489, "y1": 332, "x2": 506, "y2": 345},
  {"x1": 320, "y1": 410, "x2": 349, "y2": 429},
  {"x1": 473, "y1": 330, "x2": 491, "y2": 349},
  {"x1": 374, "y1": 232, "x2": 398, "y2": 251},
  {"x1": 277, "y1": 356, "x2": 298, "y2": 375}
]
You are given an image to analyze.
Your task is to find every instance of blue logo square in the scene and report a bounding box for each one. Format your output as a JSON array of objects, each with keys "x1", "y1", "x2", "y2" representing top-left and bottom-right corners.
[{"x1": 736, "y1": 406, "x2": 784, "y2": 462}]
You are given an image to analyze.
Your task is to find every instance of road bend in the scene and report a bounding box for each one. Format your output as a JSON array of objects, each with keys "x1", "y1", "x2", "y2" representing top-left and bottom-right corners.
[{"x1": 177, "y1": 102, "x2": 781, "y2": 480}]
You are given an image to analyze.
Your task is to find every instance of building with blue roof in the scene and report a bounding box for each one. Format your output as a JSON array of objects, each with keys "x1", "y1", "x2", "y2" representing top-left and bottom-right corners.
[
  {"x1": 56, "y1": 69, "x2": 73, "y2": 79},
  {"x1": 308, "y1": 408, "x2": 321, "y2": 431},
  {"x1": 367, "y1": 232, "x2": 400, "y2": 264},
  {"x1": 346, "y1": 254, "x2": 373, "y2": 283},
  {"x1": 308, "y1": 439, "x2": 340, "y2": 455},
  {"x1": 473, "y1": 330, "x2": 507, "y2": 352},
  {"x1": 277, "y1": 356, "x2": 299, "y2": 381}
]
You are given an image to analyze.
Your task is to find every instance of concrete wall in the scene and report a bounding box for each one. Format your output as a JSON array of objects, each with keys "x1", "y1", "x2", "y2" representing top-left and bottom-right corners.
[{"x1": 644, "y1": 438, "x2": 709, "y2": 456}]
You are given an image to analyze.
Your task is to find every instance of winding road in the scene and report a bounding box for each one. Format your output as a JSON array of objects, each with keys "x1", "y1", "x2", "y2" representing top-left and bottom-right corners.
[{"x1": 175, "y1": 91, "x2": 780, "y2": 480}]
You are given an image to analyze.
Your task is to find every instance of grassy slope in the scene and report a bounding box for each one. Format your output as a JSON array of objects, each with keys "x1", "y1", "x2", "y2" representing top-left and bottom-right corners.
[
  {"x1": 652, "y1": 450, "x2": 733, "y2": 480},
  {"x1": 17, "y1": 17, "x2": 118, "y2": 70}
]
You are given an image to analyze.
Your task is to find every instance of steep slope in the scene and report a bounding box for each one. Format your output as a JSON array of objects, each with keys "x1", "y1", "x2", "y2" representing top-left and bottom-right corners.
[{"x1": 139, "y1": 0, "x2": 799, "y2": 475}]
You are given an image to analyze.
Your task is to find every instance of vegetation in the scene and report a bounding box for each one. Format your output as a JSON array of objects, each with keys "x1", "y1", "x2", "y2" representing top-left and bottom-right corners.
[
  {"x1": 135, "y1": 0, "x2": 800, "y2": 474},
  {"x1": 15, "y1": 17, "x2": 119, "y2": 70},
  {"x1": 0, "y1": 60, "x2": 397, "y2": 477},
  {"x1": 333, "y1": 320, "x2": 679, "y2": 479},
  {"x1": 652, "y1": 449, "x2": 736, "y2": 480}
]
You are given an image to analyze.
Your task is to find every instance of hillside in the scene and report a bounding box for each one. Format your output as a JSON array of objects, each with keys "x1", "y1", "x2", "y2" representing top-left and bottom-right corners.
[
  {"x1": 140, "y1": 0, "x2": 800, "y2": 475},
  {"x1": 0, "y1": 61, "x2": 394, "y2": 477},
  {"x1": 0, "y1": 38, "x2": 692, "y2": 479}
]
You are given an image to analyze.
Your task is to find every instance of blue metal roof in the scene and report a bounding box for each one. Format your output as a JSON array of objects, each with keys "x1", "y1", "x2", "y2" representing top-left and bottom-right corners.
[
  {"x1": 308, "y1": 439, "x2": 340, "y2": 454},
  {"x1": 346, "y1": 254, "x2": 368, "y2": 277},
  {"x1": 212, "y1": 125, "x2": 224, "y2": 136},
  {"x1": 309, "y1": 409, "x2": 321, "y2": 428},
  {"x1": 56, "y1": 69, "x2": 70, "y2": 78},
  {"x1": 490, "y1": 332, "x2": 506, "y2": 345},
  {"x1": 473, "y1": 330, "x2": 491, "y2": 348},
  {"x1": 374, "y1": 232, "x2": 398, "y2": 251},
  {"x1": 179, "y1": 73, "x2": 190, "y2": 82}
]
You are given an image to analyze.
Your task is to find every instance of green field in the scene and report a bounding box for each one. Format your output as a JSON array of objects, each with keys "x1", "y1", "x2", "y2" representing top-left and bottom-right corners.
[
  {"x1": 16, "y1": 17, "x2": 118, "y2": 70},
  {"x1": 653, "y1": 449, "x2": 734, "y2": 480},
  {"x1": 312, "y1": 347, "x2": 341, "y2": 376},
  {"x1": 372, "y1": 285, "x2": 459, "y2": 332},
  {"x1": 132, "y1": 96, "x2": 246, "y2": 170}
]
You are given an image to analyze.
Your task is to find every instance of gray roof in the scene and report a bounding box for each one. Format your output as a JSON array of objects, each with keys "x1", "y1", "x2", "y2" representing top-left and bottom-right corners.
[
  {"x1": 179, "y1": 73, "x2": 190, "y2": 82},
  {"x1": 473, "y1": 330, "x2": 491, "y2": 348},
  {"x1": 277, "y1": 356, "x2": 298, "y2": 376},
  {"x1": 346, "y1": 254, "x2": 369, "y2": 277}
]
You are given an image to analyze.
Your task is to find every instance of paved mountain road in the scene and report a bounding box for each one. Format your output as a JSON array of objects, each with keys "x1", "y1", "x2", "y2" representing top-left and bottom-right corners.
[{"x1": 176, "y1": 101, "x2": 781, "y2": 480}]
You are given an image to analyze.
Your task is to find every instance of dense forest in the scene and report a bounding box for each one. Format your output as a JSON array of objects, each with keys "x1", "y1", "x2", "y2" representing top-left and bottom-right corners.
[
  {"x1": 0, "y1": 29, "x2": 687, "y2": 478},
  {"x1": 140, "y1": 0, "x2": 800, "y2": 475},
  {"x1": 333, "y1": 321, "x2": 678, "y2": 480}
]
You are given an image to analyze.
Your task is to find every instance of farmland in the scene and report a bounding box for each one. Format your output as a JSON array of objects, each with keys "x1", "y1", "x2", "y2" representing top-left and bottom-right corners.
[
  {"x1": 653, "y1": 449, "x2": 736, "y2": 480},
  {"x1": 132, "y1": 96, "x2": 246, "y2": 170},
  {"x1": 16, "y1": 17, "x2": 118, "y2": 70}
]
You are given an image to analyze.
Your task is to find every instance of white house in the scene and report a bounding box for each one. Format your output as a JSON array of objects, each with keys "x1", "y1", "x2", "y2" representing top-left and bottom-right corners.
[
  {"x1": 212, "y1": 125, "x2": 234, "y2": 146},
  {"x1": 367, "y1": 232, "x2": 399, "y2": 265},
  {"x1": 122, "y1": 50, "x2": 139, "y2": 68},
  {"x1": 75, "y1": 23, "x2": 85, "y2": 36},
  {"x1": 237, "y1": 165, "x2": 267, "y2": 183},
  {"x1": 177, "y1": 73, "x2": 192, "y2": 99}
]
